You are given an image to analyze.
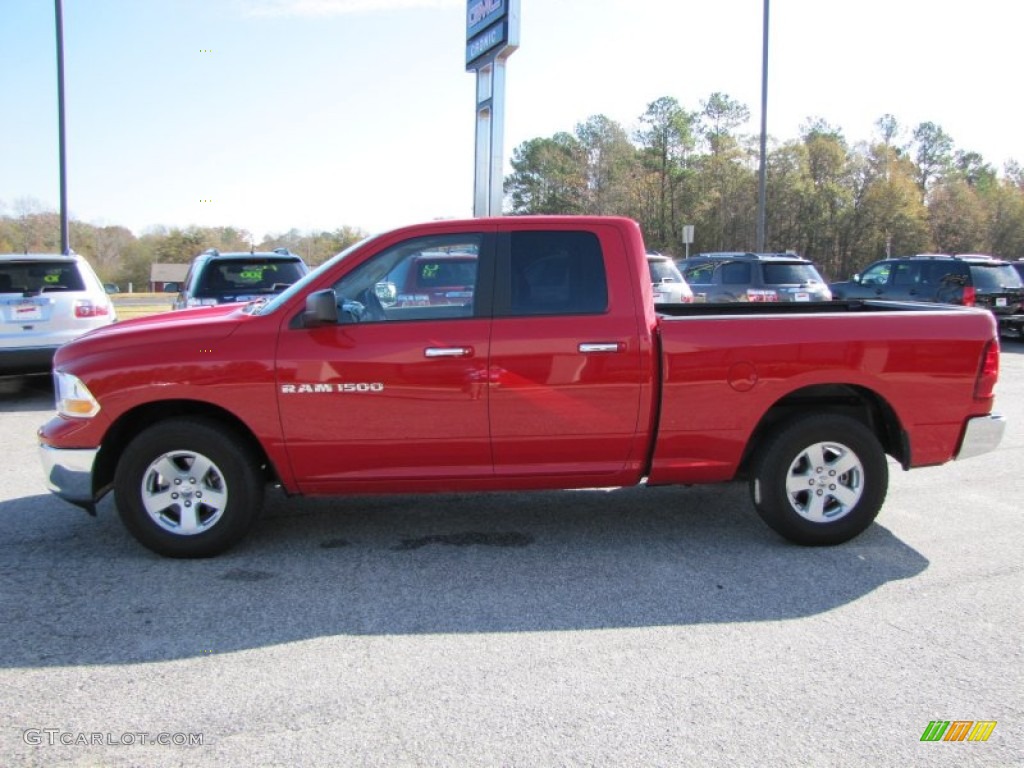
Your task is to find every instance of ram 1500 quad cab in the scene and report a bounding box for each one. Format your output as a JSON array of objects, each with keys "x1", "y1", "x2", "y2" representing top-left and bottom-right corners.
[{"x1": 38, "y1": 217, "x2": 1006, "y2": 557}]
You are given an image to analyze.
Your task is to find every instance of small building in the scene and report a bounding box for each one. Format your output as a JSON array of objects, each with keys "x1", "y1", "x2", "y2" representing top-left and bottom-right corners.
[{"x1": 150, "y1": 263, "x2": 189, "y2": 293}]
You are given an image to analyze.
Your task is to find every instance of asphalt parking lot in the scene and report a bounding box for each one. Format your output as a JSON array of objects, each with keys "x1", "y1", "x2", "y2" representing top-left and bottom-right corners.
[{"x1": 1, "y1": 344, "x2": 1022, "y2": 767}]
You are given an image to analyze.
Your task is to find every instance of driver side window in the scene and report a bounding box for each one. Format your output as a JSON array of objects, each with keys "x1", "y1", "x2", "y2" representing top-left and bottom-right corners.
[
  {"x1": 331, "y1": 234, "x2": 483, "y2": 323},
  {"x1": 861, "y1": 263, "x2": 891, "y2": 286}
]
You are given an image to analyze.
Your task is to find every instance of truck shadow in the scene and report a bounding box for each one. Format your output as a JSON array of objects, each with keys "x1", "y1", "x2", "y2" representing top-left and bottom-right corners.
[{"x1": 0, "y1": 484, "x2": 928, "y2": 668}]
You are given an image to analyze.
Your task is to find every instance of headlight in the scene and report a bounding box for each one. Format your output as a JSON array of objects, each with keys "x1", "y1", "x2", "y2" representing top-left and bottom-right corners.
[{"x1": 54, "y1": 371, "x2": 101, "y2": 418}]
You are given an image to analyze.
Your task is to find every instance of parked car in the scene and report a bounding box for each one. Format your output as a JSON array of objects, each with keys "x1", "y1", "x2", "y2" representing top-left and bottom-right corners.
[
  {"x1": 384, "y1": 250, "x2": 478, "y2": 309},
  {"x1": 1, "y1": 253, "x2": 116, "y2": 376},
  {"x1": 678, "y1": 252, "x2": 832, "y2": 303},
  {"x1": 829, "y1": 254, "x2": 1024, "y2": 337},
  {"x1": 173, "y1": 248, "x2": 309, "y2": 310},
  {"x1": 647, "y1": 253, "x2": 693, "y2": 305}
]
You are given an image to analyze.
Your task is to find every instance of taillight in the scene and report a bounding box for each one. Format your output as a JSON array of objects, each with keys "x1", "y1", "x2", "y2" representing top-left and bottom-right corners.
[
  {"x1": 962, "y1": 286, "x2": 976, "y2": 306},
  {"x1": 974, "y1": 339, "x2": 999, "y2": 400},
  {"x1": 74, "y1": 300, "x2": 110, "y2": 318}
]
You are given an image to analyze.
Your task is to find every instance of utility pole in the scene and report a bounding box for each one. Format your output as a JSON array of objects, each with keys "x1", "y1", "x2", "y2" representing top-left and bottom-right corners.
[
  {"x1": 755, "y1": 0, "x2": 769, "y2": 252},
  {"x1": 55, "y1": 0, "x2": 70, "y2": 254}
]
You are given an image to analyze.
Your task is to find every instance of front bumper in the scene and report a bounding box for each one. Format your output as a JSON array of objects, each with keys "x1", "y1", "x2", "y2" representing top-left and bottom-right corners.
[
  {"x1": 39, "y1": 443, "x2": 100, "y2": 508},
  {"x1": 955, "y1": 414, "x2": 1006, "y2": 460}
]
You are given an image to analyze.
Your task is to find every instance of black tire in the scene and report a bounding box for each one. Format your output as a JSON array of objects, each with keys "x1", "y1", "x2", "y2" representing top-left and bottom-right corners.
[
  {"x1": 114, "y1": 417, "x2": 264, "y2": 558},
  {"x1": 749, "y1": 414, "x2": 888, "y2": 546}
]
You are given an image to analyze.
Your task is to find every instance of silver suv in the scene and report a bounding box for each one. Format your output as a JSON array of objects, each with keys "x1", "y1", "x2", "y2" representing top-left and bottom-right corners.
[
  {"x1": 1, "y1": 253, "x2": 116, "y2": 376},
  {"x1": 679, "y1": 252, "x2": 832, "y2": 303}
]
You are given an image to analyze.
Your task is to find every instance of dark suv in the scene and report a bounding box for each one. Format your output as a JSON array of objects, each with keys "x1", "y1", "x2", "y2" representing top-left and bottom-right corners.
[
  {"x1": 677, "y1": 252, "x2": 832, "y2": 303},
  {"x1": 829, "y1": 254, "x2": 1024, "y2": 337},
  {"x1": 173, "y1": 248, "x2": 308, "y2": 310}
]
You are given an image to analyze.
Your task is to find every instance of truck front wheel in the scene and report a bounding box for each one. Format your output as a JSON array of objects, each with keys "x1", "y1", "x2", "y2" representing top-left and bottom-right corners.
[
  {"x1": 114, "y1": 418, "x2": 263, "y2": 558},
  {"x1": 750, "y1": 414, "x2": 888, "y2": 546}
]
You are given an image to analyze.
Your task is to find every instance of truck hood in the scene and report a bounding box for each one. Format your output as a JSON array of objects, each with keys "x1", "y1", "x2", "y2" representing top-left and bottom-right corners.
[{"x1": 53, "y1": 304, "x2": 247, "y2": 368}]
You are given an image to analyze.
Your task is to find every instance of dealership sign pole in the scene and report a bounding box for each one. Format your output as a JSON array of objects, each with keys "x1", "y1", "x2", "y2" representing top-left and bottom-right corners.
[{"x1": 466, "y1": 0, "x2": 519, "y2": 217}]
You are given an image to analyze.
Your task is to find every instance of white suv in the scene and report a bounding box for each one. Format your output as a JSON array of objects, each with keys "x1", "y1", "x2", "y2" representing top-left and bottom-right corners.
[
  {"x1": 647, "y1": 253, "x2": 693, "y2": 305},
  {"x1": 1, "y1": 253, "x2": 116, "y2": 376}
]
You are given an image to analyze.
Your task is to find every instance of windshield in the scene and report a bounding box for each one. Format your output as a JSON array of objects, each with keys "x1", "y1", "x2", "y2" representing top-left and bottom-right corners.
[
  {"x1": 253, "y1": 235, "x2": 375, "y2": 315},
  {"x1": 762, "y1": 263, "x2": 823, "y2": 285},
  {"x1": 195, "y1": 258, "x2": 306, "y2": 299},
  {"x1": 969, "y1": 264, "x2": 1024, "y2": 291}
]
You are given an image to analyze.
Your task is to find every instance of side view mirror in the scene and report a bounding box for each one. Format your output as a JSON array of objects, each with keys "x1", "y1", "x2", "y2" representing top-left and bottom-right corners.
[
  {"x1": 302, "y1": 289, "x2": 338, "y2": 327},
  {"x1": 851, "y1": 273, "x2": 861, "y2": 284}
]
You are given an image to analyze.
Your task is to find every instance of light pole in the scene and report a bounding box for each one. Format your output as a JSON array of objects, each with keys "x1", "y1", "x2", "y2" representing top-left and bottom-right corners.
[
  {"x1": 755, "y1": 0, "x2": 769, "y2": 252},
  {"x1": 55, "y1": 0, "x2": 70, "y2": 254}
]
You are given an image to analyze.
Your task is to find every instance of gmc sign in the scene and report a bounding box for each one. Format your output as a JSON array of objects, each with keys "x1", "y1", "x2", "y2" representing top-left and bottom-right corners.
[
  {"x1": 465, "y1": 0, "x2": 517, "y2": 70},
  {"x1": 466, "y1": 0, "x2": 505, "y2": 38}
]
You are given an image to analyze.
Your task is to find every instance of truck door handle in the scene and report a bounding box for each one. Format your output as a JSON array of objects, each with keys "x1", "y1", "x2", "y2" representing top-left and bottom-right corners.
[
  {"x1": 424, "y1": 346, "x2": 473, "y2": 358},
  {"x1": 578, "y1": 342, "x2": 624, "y2": 353}
]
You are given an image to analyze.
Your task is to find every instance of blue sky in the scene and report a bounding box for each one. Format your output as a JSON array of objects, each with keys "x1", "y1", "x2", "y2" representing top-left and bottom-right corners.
[{"x1": 2, "y1": 0, "x2": 1021, "y2": 241}]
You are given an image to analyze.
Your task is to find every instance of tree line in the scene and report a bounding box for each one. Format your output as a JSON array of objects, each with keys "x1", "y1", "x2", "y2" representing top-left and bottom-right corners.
[
  {"x1": 3, "y1": 92, "x2": 1023, "y2": 286},
  {"x1": 0, "y1": 207, "x2": 367, "y2": 291},
  {"x1": 505, "y1": 94, "x2": 1024, "y2": 280}
]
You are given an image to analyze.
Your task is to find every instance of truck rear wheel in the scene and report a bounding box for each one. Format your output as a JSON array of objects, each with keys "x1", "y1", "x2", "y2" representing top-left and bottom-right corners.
[
  {"x1": 114, "y1": 418, "x2": 263, "y2": 558},
  {"x1": 750, "y1": 414, "x2": 888, "y2": 546}
]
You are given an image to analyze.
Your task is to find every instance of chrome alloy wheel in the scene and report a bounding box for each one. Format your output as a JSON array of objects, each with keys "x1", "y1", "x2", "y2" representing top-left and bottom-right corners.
[
  {"x1": 784, "y1": 440, "x2": 864, "y2": 523},
  {"x1": 140, "y1": 450, "x2": 228, "y2": 535}
]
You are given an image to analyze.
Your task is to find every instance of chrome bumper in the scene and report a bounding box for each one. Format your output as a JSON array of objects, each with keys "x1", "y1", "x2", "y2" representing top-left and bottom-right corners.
[
  {"x1": 956, "y1": 414, "x2": 1006, "y2": 460},
  {"x1": 39, "y1": 443, "x2": 99, "y2": 506}
]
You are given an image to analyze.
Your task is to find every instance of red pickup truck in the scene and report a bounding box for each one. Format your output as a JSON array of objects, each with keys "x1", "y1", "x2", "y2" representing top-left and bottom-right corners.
[{"x1": 38, "y1": 216, "x2": 1006, "y2": 557}]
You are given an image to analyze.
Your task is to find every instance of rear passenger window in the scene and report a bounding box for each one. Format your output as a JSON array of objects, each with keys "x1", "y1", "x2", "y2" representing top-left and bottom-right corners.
[
  {"x1": 891, "y1": 263, "x2": 918, "y2": 287},
  {"x1": 508, "y1": 231, "x2": 608, "y2": 316}
]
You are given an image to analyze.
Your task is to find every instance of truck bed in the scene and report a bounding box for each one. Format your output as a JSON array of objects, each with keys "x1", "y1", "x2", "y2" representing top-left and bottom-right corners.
[{"x1": 648, "y1": 300, "x2": 999, "y2": 486}]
